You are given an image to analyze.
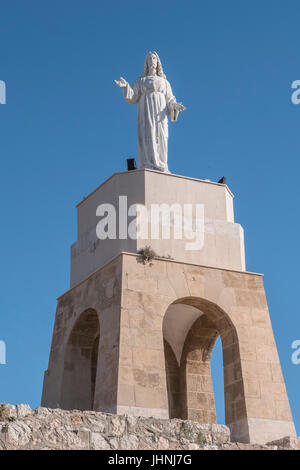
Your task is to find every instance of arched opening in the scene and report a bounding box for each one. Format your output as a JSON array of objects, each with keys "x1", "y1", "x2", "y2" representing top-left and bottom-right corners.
[
  {"x1": 211, "y1": 337, "x2": 225, "y2": 424},
  {"x1": 61, "y1": 308, "x2": 100, "y2": 411},
  {"x1": 163, "y1": 297, "x2": 244, "y2": 428}
]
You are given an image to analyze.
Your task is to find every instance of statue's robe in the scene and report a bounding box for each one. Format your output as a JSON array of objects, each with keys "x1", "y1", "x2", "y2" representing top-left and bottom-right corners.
[{"x1": 122, "y1": 75, "x2": 178, "y2": 172}]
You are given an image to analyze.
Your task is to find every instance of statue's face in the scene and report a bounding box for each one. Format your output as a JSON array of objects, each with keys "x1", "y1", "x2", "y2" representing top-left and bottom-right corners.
[{"x1": 147, "y1": 53, "x2": 158, "y2": 71}]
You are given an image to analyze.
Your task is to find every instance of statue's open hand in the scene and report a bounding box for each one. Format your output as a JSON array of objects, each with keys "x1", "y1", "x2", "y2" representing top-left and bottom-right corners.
[
  {"x1": 114, "y1": 77, "x2": 127, "y2": 88},
  {"x1": 175, "y1": 102, "x2": 186, "y2": 112}
]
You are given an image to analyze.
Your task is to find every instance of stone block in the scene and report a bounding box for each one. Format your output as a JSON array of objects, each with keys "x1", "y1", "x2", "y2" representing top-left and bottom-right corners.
[{"x1": 117, "y1": 384, "x2": 135, "y2": 407}]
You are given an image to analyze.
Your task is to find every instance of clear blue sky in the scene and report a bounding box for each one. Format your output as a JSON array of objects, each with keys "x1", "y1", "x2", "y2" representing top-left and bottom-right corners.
[{"x1": 0, "y1": 1, "x2": 299, "y2": 434}]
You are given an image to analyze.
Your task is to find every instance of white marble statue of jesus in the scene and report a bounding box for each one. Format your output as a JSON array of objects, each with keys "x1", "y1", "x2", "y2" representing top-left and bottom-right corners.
[{"x1": 115, "y1": 51, "x2": 185, "y2": 172}]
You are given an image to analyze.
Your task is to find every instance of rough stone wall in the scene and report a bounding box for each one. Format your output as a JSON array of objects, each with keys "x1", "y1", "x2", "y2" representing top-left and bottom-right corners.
[{"x1": 0, "y1": 404, "x2": 299, "y2": 450}]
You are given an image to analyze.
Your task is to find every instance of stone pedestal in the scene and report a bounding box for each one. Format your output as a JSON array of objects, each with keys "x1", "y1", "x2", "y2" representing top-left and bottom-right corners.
[
  {"x1": 70, "y1": 169, "x2": 245, "y2": 287},
  {"x1": 42, "y1": 170, "x2": 296, "y2": 444}
]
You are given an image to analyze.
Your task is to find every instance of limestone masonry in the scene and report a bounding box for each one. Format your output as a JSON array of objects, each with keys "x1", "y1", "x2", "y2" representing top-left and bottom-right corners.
[
  {"x1": 0, "y1": 405, "x2": 299, "y2": 451},
  {"x1": 41, "y1": 169, "x2": 297, "y2": 445}
]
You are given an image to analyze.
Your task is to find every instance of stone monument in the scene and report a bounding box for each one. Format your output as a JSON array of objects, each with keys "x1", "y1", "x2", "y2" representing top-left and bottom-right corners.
[
  {"x1": 115, "y1": 51, "x2": 185, "y2": 172},
  {"x1": 42, "y1": 52, "x2": 296, "y2": 444}
]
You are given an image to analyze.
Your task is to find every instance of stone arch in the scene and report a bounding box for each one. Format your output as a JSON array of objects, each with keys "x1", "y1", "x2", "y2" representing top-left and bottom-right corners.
[
  {"x1": 60, "y1": 308, "x2": 100, "y2": 411},
  {"x1": 163, "y1": 296, "x2": 245, "y2": 430}
]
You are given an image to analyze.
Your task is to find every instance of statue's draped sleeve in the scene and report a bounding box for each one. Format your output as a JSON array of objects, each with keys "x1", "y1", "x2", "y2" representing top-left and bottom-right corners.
[
  {"x1": 122, "y1": 79, "x2": 141, "y2": 105},
  {"x1": 166, "y1": 80, "x2": 179, "y2": 122}
]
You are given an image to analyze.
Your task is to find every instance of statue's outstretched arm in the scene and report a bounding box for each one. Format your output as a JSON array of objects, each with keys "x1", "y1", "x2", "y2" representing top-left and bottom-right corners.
[
  {"x1": 114, "y1": 77, "x2": 127, "y2": 88},
  {"x1": 115, "y1": 77, "x2": 140, "y2": 105}
]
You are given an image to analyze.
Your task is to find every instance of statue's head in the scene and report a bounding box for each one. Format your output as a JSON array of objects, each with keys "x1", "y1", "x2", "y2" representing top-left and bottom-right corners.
[{"x1": 142, "y1": 51, "x2": 166, "y2": 79}]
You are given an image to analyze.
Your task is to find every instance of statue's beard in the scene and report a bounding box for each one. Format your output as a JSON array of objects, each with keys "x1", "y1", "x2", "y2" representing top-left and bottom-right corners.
[{"x1": 148, "y1": 65, "x2": 156, "y2": 75}]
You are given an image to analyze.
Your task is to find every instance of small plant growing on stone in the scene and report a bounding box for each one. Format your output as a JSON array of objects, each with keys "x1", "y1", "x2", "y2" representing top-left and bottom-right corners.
[
  {"x1": 0, "y1": 405, "x2": 16, "y2": 423},
  {"x1": 2, "y1": 423, "x2": 9, "y2": 433},
  {"x1": 137, "y1": 246, "x2": 157, "y2": 265},
  {"x1": 0, "y1": 404, "x2": 5, "y2": 421},
  {"x1": 196, "y1": 432, "x2": 204, "y2": 446}
]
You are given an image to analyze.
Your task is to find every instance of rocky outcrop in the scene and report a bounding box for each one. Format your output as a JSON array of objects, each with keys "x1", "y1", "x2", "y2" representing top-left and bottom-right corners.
[{"x1": 0, "y1": 404, "x2": 298, "y2": 450}]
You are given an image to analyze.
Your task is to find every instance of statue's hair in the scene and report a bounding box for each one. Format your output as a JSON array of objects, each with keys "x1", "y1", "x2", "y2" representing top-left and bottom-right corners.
[{"x1": 141, "y1": 51, "x2": 166, "y2": 79}]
